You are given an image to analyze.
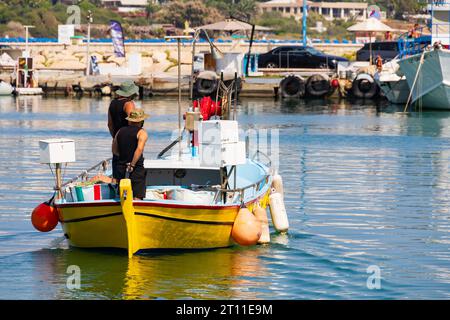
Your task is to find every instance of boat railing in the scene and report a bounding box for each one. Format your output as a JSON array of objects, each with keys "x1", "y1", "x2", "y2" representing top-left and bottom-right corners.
[
  {"x1": 397, "y1": 27, "x2": 431, "y2": 58},
  {"x1": 59, "y1": 156, "x2": 271, "y2": 204},
  {"x1": 251, "y1": 149, "x2": 272, "y2": 168},
  {"x1": 206, "y1": 173, "x2": 271, "y2": 204},
  {"x1": 60, "y1": 157, "x2": 112, "y2": 189}
]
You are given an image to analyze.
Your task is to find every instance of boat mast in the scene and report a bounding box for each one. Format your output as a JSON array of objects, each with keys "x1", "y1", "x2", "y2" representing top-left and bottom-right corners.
[{"x1": 165, "y1": 35, "x2": 192, "y2": 160}]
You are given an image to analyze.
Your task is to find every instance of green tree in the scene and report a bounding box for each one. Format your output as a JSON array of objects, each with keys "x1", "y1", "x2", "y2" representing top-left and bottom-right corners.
[{"x1": 157, "y1": 0, "x2": 224, "y2": 28}]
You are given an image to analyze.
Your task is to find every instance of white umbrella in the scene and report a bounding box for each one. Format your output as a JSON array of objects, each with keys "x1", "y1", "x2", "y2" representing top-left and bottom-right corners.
[
  {"x1": 197, "y1": 19, "x2": 253, "y2": 32},
  {"x1": 347, "y1": 18, "x2": 394, "y2": 64},
  {"x1": 197, "y1": 19, "x2": 272, "y2": 32}
]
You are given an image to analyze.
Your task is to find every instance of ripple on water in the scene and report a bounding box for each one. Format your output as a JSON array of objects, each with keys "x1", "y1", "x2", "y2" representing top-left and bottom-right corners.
[{"x1": 0, "y1": 97, "x2": 449, "y2": 299}]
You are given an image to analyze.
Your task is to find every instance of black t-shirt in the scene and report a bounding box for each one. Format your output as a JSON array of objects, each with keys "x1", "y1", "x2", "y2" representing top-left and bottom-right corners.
[
  {"x1": 116, "y1": 126, "x2": 144, "y2": 167},
  {"x1": 109, "y1": 98, "x2": 129, "y2": 137}
]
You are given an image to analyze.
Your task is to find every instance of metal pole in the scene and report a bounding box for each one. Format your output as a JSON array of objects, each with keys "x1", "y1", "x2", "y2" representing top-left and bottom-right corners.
[
  {"x1": 302, "y1": 0, "x2": 307, "y2": 46},
  {"x1": 23, "y1": 25, "x2": 34, "y2": 57},
  {"x1": 55, "y1": 163, "x2": 62, "y2": 199},
  {"x1": 178, "y1": 38, "x2": 182, "y2": 160},
  {"x1": 86, "y1": 11, "x2": 93, "y2": 76},
  {"x1": 25, "y1": 27, "x2": 29, "y2": 54},
  {"x1": 189, "y1": 31, "x2": 198, "y2": 102}
]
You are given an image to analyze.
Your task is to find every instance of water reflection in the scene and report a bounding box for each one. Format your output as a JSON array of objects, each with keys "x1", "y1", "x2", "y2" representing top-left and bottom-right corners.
[{"x1": 27, "y1": 246, "x2": 270, "y2": 300}]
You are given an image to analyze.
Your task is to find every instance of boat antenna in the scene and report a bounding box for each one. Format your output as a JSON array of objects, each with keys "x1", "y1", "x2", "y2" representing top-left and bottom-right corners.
[{"x1": 165, "y1": 35, "x2": 192, "y2": 160}]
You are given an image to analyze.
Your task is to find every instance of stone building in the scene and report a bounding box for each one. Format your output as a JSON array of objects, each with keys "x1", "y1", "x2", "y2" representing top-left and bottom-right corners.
[{"x1": 259, "y1": 0, "x2": 369, "y2": 21}]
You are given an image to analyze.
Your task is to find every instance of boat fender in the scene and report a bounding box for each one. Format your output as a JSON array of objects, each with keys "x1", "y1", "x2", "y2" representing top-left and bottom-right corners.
[
  {"x1": 272, "y1": 172, "x2": 284, "y2": 196},
  {"x1": 31, "y1": 198, "x2": 59, "y2": 232},
  {"x1": 269, "y1": 188, "x2": 289, "y2": 232},
  {"x1": 352, "y1": 73, "x2": 379, "y2": 99},
  {"x1": 231, "y1": 207, "x2": 262, "y2": 246},
  {"x1": 306, "y1": 74, "x2": 331, "y2": 97},
  {"x1": 195, "y1": 72, "x2": 219, "y2": 97},
  {"x1": 279, "y1": 75, "x2": 306, "y2": 98},
  {"x1": 253, "y1": 205, "x2": 270, "y2": 244}
]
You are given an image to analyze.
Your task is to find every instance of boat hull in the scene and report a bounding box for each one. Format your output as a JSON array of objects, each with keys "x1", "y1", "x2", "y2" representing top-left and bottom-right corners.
[
  {"x1": 398, "y1": 49, "x2": 450, "y2": 110},
  {"x1": 57, "y1": 193, "x2": 270, "y2": 252}
]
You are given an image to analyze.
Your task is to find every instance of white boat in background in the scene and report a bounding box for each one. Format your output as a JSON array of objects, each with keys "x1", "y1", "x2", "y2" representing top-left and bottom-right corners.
[
  {"x1": 397, "y1": 1, "x2": 450, "y2": 110},
  {"x1": 15, "y1": 87, "x2": 43, "y2": 95},
  {"x1": 375, "y1": 59, "x2": 410, "y2": 104},
  {"x1": 0, "y1": 81, "x2": 13, "y2": 96},
  {"x1": 398, "y1": 48, "x2": 450, "y2": 109}
]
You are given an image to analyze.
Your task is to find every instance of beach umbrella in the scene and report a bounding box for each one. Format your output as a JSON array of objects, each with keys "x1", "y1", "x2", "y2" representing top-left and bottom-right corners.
[
  {"x1": 197, "y1": 19, "x2": 272, "y2": 32},
  {"x1": 347, "y1": 18, "x2": 394, "y2": 63},
  {"x1": 197, "y1": 19, "x2": 253, "y2": 32}
]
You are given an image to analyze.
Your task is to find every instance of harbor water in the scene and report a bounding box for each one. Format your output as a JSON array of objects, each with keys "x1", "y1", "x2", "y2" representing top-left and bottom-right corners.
[{"x1": 0, "y1": 96, "x2": 449, "y2": 299}]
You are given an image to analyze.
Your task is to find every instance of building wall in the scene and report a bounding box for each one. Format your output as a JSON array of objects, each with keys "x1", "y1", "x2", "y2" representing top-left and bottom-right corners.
[{"x1": 259, "y1": 1, "x2": 368, "y2": 22}]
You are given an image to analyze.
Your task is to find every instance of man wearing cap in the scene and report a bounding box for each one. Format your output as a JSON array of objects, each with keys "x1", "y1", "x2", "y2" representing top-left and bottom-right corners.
[
  {"x1": 108, "y1": 80, "x2": 139, "y2": 138},
  {"x1": 108, "y1": 80, "x2": 139, "y2": 180},
  {"x1": 112, "y1": 109, "x2": 149, "y2": 200}
]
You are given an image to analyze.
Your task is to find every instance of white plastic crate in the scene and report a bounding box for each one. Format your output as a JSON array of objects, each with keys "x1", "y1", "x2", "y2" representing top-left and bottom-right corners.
[
  {"x1": 200, "y1": 141, "x2": 246, "y2": 167},
  {"x1": 199, "y1": 120, "x2": 239, "y2": 145},
  {"x1": 39, "y1": 139, "x2": 75, "y2": 164}
]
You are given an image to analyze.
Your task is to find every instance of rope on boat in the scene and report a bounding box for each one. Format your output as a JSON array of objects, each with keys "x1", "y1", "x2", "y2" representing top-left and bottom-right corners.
[{"x1": 404, "y1": 50, "x2": 426, "y2": 113}]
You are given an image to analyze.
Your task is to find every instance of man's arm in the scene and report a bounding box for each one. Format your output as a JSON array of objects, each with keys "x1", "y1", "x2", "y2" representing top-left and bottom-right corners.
[
  {"x1": 112, "y1": 131, "x2": 120, "y2": 156},
  {"x1": 107, "y1": 109, "x2": 115, "y2": 137},
  {"x1": 129, "y1": 129, "x2": 148, "y2": 169},
  {"x1": 124, "y1": 101, "x2": 135, "y2": 116}
]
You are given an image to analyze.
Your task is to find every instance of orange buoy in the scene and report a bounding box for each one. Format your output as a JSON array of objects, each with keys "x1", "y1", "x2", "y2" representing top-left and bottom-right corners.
[
  {"x1": 253, "y1": 205, "x2": 270, "y2": 244},
  {"x1": 231, "y1": 207, "x2": 262, "y2": 246},
  {"x1": 31, "y1": 202, "x2": 59, "y2": 232}
]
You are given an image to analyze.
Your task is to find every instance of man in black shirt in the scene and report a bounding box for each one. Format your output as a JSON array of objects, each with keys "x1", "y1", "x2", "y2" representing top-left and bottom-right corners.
[
  {"x1": 108, "y1": 81, "x2": 139, "y2": 137},
  {"x1": 108, "y1": 81, "x2": 139, "y2": 179},
  {"x1": 112, "y1": 109, "x2": 149, "y2": 200}
]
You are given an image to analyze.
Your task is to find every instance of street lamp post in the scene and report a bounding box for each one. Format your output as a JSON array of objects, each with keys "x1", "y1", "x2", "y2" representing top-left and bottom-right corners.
[
  {"x1": 86, "y1": 10, "x2": 93, "y2": 76},
  {"x1": 23, "y1": 25, "x2": 35, "y2": 57}
]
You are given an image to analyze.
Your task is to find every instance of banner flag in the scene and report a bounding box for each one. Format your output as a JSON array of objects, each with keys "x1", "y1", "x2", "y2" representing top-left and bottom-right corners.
[{"x1": 109, "y1": 20, "x2": 126, "y2": 58}]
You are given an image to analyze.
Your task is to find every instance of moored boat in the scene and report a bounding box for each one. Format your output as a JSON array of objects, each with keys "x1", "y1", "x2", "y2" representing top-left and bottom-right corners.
[
  {"x1": 375, "y1": 59, "x2": 410, "y2": 104},
  {"x1": 0, "y1": 81, "x2": 13, "y2": 95},
  {"x1": 397, "y1": 1, "x2": 450, "y2": 110},
  {"x1": 55, "y1": 152, "x2": 274, "y2": 256}
]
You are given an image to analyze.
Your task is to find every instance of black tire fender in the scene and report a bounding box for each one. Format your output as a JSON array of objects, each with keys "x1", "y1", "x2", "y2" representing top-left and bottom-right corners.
[
  {"x1": 352, "y1": 73, "x2": 378, "y2": 99},
  {"x1": 306, "y1": 74, "x2": 331, "y2": 97},
  {"x1": 280, "y1": 75, "x2": 306, "y2": 98}
]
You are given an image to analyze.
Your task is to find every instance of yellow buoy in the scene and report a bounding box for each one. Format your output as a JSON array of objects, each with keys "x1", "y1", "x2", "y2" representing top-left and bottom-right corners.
[
  {"x1": 269, "y1": 188, "x2": 289, "y2": 232},
  {"x1": 253, "y1": 205, "x2": 270, "y2": 244},
  {"x1": 231, "y1": 207, "x2": 262, "y2": 246}
]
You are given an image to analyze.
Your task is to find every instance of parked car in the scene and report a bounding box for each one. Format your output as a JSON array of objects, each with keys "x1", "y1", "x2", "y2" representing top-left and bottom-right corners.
[
  {"x1": 356, "y1": 41, "x2": 399, "y2": 62},
  {"x1": 257, "y1": 46, "x2": 348, "y2": 69}
]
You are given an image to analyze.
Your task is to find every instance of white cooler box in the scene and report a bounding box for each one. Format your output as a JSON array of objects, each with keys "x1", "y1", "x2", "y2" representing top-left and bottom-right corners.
[
  {"x1": 199, "y1": 120, "x2": 239, "y2": 145},
  {"x1": 199, "y1": 141, "x2": 246, "y2": 167}
]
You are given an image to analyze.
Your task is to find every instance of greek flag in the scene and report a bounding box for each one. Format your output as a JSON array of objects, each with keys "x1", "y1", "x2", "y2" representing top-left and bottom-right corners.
[{"x1": 109, "y1": 20, "x2": 125, "y2": 57}]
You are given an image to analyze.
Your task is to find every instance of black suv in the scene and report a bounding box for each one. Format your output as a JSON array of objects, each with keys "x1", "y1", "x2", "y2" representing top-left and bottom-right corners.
[
  {"x1": 258, "y1": 46, "x2": 348, "y2": 69},
  {"x1": 356, "y1": 41, "x2": 399, "y2": 62}
]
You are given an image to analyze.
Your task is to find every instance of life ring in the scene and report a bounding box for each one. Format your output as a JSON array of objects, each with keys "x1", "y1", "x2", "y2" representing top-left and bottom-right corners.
[
  {"x1": 279, "y1": 75, "x2": 305, "y2": 98},
  {"x1": 352, "y1": 73, "x2": 379, "y2": 99},
  {"x1": 306, "y1": 74, "x2": 331, "y2": 97}
]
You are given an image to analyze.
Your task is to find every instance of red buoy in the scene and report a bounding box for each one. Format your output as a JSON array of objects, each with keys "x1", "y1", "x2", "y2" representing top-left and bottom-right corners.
[
  {"x1": 31, "y1": 202, "x2": 59, "y2": 232},
  {"x1": 331, "y1": 78, "x2": 340, "y2": 88}
]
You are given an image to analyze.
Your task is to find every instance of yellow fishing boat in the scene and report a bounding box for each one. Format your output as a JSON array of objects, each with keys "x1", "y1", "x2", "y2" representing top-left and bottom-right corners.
[{"x1": 54, "y1": 155, "x2": 274, "y2": 257}]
